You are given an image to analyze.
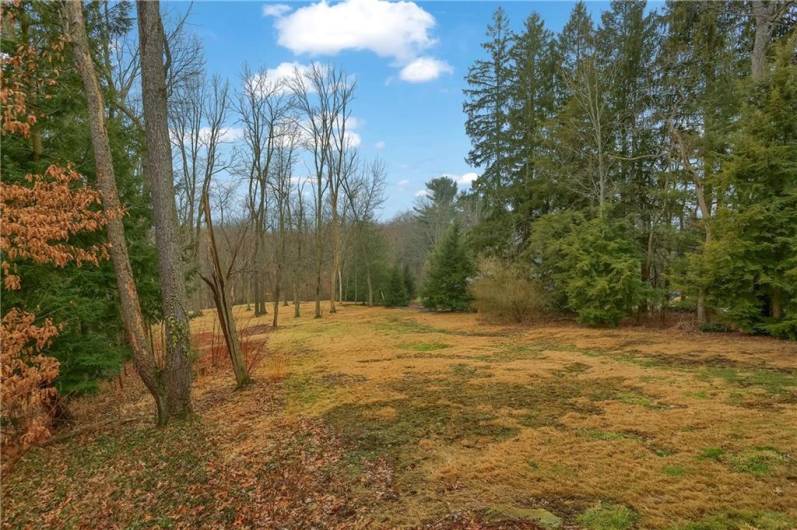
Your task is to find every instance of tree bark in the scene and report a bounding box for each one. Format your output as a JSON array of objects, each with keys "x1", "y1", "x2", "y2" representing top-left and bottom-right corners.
[
  {"x1": 137, "y1": 0, "x2": 192, "y2": 418},
  {"x1": 752, "y1": 1, "x2": 778, "y2": 82},
  {"x1": 63, "y1": 0, "x2": 168, "y2": 424}
]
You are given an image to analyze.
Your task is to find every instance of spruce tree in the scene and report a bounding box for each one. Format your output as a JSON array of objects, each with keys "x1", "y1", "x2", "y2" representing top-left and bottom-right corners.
[
  {"x1": 463, "y1": 7, "x2": 514, "y2": 251},
  {"x1": 421, "y1": 224, "x2": 475, "y2": 311}
]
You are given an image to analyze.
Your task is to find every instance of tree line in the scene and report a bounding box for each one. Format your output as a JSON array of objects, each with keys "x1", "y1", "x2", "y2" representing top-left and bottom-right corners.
[{"x1": 460, "y1": 1, "x2": 797, "y2": 332}]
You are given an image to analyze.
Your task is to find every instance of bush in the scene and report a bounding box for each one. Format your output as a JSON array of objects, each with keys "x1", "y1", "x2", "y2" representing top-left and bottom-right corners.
[
  {"x1": 699, "y1": 322, "x2": 733, "y2": 333},
  {"x1": 527, "y1": 212, "x2": 646, "y2": 326},
  {"x1": 421, "y1": 223, "x2": 475, "y2": 311},
  {"x1": 471, "y1": 258, "x2": 550, "y2": 323}
]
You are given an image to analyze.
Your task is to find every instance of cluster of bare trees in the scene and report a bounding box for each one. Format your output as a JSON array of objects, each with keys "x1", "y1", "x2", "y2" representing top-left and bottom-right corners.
[
  {"x1": 170, "y1": 60, "x2": 388, "y2": 324},
  {"x1": 64, "y1": 0, "x2": 389, "y2": 419}
]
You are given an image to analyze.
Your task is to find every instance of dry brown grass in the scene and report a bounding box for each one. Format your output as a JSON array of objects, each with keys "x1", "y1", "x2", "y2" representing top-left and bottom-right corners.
[{"x1": 3, "y1": 303, "x2": 796, "y2": 529}]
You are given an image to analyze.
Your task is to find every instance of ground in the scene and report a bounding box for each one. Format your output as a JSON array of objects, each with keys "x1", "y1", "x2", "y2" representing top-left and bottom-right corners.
[{"x1": 2, "y1": 303, "x2": 796, "y2": 529}]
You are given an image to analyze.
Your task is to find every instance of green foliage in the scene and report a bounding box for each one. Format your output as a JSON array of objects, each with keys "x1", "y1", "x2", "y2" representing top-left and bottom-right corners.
[
  {"x1": 402, "y1": 263, "x2": 416, "y2": 301},
  {"x1": 384, "y1": 265, "x2": 409, "y2": 307},
  {"x1": 0, "y1": 3, "x2": 160, "y2": 394},
  {"x1": 528, "y1": 212, "x2": 645, "y2": 326},
  {"x1": 691, "y1": 35, "x2": 797, "y2": 336},
  {"x1": 421, "y1": 223, "x2": 475, "y2": 311}
]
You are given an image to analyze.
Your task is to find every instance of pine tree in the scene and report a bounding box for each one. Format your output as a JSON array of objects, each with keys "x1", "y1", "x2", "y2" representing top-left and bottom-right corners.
[{"x1": 421, "y1": 223, "x2": 475, "y2": 311}]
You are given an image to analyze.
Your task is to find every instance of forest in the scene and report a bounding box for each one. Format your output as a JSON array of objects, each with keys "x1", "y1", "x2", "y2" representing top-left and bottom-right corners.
[{"x1": 1, "y1": 0, "x2": 796, "y2": 528}]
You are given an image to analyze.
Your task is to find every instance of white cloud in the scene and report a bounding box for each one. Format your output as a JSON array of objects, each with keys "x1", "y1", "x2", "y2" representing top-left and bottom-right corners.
[
  {"x1": 415, "y1": 189, "x2": 429, "y2": 197},
  {"x1": 275, "y1": 0, "x2": 436, "y2": 62},
  {"x1": 438, "y1": 171, "x2": 478, "y2": 187},
  {"x1": 375, "y1": 140, "x2": 386, "y2": 150},
  {"x1": 397, "y1": 179, "x2": 409, "y2": 188},
  {"x1": 249, "y1": 62, "x2": 325, "y2": 95},
  {"x1": 262, "y1": 3, "x2": 292, "y2": 17},
  {"x1": 345, "y1": 131, "x2": 362, "y2": 148},
  {"x1": 399, "y1": 56, "x2": 452, "y2": 83}
]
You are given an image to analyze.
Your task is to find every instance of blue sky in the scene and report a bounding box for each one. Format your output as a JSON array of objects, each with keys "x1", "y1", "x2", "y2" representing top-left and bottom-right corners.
[{"x1": 171, "y1": 1, "x2": 619, "y2": 219}]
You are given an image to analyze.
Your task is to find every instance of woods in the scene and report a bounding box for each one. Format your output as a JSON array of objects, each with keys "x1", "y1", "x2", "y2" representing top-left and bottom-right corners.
[
  {"x1": 462, "y1": 1, "x2": 797, "y2": 334},
  {"x1": 1, "y1": 1, "x2": 796, "y2": 526}
]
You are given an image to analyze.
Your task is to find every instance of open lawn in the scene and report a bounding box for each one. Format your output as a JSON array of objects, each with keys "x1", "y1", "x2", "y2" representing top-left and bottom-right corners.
[{"x1": 3, "y1": 304, "x2": 796, "y2": 529}]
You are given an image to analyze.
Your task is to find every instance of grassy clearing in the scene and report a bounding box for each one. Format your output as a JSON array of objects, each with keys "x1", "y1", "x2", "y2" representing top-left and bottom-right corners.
[{"x1": 2, "y1": 303, "x2": 796, "y2": 529}]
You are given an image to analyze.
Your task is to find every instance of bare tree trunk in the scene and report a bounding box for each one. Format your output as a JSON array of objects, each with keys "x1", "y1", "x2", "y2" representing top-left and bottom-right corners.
[
  {"x1": 294, "y1": 234, "x2": 302, "y2": 318},
  {"x1": 329, "y1": 216, "x2": 339, "y2": 314},
  {"x1": 366, "y1": 264, "x2": 374, "y2": 307},
  {"x1": 338, "y1": 267, "x2": 343, "y2": 304},
  {"x1": 671, "y1": 126, "x2": 711, "y2": 324},
  {"x1": 200, "y1": 194, "x2": 250, "y2": 388},
  {"x1": 272, "y1": 264, "x2": 281, "y2": 328},
  {"x1": 64, "y1": 0, "x2": 168, "y2": 424},
  {"x1": 137, "y1": 0, "x2": 192, "y2": 418}
]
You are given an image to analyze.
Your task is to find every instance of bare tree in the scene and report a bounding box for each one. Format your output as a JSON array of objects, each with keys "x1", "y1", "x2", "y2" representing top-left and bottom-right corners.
[
  {"x1": 343, "y1": 158, "x2": 386, "y2": 306},
  {"x1": 290, "y1": 177, "x2": 309, "y2": 317},
  {"x1": 199, "y1": 177, "x2": 251, "y2": 388},
  {"x1": 137, "y1": 0, "x2": 192, "y2": 418},
  {"x1": 326, "y1": 72, "x2": 356, "y2": 313},
  {"x1": 63, "y1": 0, "x2": 168, "y2": 423},
  {"x1": 565, "y1": 57, "x2": 614, "y2": 213},
  {"x1": 238, "y1": 66, "x2": 290, "y2": 317},
  {"x1": 171, "y1": 74, "x2": 231, "y2": 309},
  {"x1": 290, "y1": 64, "x2": 355, "y2": 318},
  {"x1": 269, "y1": 120, "x2": 300, "y2": 327}
]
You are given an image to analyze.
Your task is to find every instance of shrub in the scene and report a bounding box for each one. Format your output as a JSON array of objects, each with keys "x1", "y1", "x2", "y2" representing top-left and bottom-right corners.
[
  {"x1": 470, "y1": 258, "x2": 550, "y2": 323},
  {"x1": 527, "y1": 212, "x2": 646, "y2": 326}
]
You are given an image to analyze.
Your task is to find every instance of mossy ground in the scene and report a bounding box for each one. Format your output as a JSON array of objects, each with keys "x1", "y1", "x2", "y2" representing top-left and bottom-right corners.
[{"x1": 2, "y1": 303, "x2": 796, "y2": 529}]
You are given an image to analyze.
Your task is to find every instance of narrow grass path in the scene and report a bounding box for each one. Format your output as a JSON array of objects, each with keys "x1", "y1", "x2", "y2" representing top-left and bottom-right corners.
[{"x1": 2, "y1": 304, "x2": 796, "y2": 529}]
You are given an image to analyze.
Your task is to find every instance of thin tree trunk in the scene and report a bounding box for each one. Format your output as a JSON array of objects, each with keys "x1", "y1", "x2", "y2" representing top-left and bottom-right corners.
[
  {"x1": 137, "y1": 0, "x2": 192, "y2": 417},
  {"x1": 200, "y1": 194, "x2": 250, "y2": 388},
  {"x1": 329, "y1": 216, "x2": 339, "y2": 313},
  {"x1": 366, "y1": 265, "x2": 373, "y2": 307},
  {"x1": 64, "y1": 0, "x2": 168, "y2": 424}
]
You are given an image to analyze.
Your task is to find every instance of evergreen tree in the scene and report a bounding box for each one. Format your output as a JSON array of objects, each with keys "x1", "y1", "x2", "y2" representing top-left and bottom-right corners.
[
  {"x1": 402, "y1": 263, "x2": 416, "y2": 301},
  {"x1": 528, "y1": 212, "x2": 645, "y2": 326},
  {"x1": 384, "y1": 265, "x2": 409, "y2": 307},
  {"x1": 464, "y1": 7, "x2": 515, "y2": 251},
  {"x1": 505, "y1": 13, "x2": 556, "y2": 250},
  {"x1": 421, "y1": 223, "x2": 475, "y2": 311},
  {"x1": 413, "y1": 176, "x2": 460, "y2": 248},
  {"x1": 702, "y1": 34, "x2": 797, "y2": 336}
]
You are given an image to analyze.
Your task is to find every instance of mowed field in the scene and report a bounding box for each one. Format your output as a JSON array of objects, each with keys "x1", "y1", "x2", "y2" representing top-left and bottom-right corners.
[{"x1": 3, "y1": 304, "x2": 797, "y2": 529}]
